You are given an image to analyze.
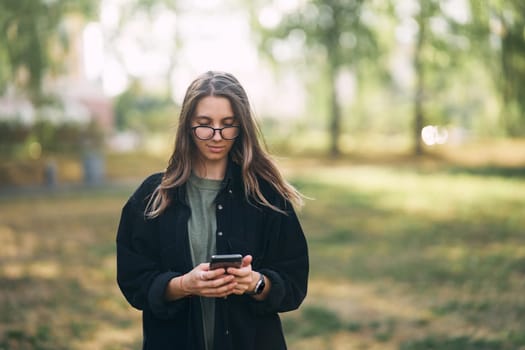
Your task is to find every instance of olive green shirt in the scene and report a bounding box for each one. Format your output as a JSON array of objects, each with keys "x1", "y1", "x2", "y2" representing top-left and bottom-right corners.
[{"x1": 187, "y1": 173, "x2": 222, "y2": 350}]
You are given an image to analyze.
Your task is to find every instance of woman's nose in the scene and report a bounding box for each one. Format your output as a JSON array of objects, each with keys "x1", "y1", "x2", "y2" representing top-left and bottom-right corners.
[{"x1": 212, "y1": 128, "x2": 223, "y2": 141}]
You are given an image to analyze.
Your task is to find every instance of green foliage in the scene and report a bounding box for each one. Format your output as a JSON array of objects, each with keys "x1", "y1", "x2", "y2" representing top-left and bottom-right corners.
[
  {"x1": 114, "y1": 81, "x2": 179, "y2": 133},
  {"x1": 0, "y1": 118, "x2": 104, "y2": 157},
  {"x1": 0, "y1": 119, "x2": 31, "y2": 146},
  {"x1": 467, "y1": 1, "x2": 525, "y2": 134},
  {"x1": 252, "y1": 0, "x2": 525, "y2": 154},
  {"x1": 0, "y1": 0, "x2": 97, "y2": 101},
  {"x1": 260, "y1": 0, "x2": 377, "y2": 67},
  {"x1": 254, "y1": 0, "x2": 379, "y2": 156}
]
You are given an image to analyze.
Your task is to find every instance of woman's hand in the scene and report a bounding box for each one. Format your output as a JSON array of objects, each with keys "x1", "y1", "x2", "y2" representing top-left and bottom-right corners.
[
  {"x1": 165, "y1": 263, "x2": 237, "y2": 300},
  {"x1": 227, "y1": 255, "x2": 272, "y2": 300},
  {"x1": 226, "y1": 255, "x2": 257, "y2": 295}
]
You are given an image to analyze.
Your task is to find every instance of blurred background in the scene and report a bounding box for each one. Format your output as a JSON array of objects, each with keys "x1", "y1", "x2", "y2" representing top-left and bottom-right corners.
[{"x1": 1, "y1": 0, "x2": 524, "y2": 349}]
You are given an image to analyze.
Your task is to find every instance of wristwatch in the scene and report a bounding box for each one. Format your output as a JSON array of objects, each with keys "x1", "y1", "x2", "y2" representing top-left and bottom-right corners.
[{"x1": 247, "y1": 272, "x2": 266, "y2": 295}]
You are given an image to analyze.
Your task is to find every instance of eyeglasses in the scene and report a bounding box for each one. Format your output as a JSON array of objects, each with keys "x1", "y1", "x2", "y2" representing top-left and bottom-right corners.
[{"x1": 191, "y1": 125, "x2": 240, "y2": 140}]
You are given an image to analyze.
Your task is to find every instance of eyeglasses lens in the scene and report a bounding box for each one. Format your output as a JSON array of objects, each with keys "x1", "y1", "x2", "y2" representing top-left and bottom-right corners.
[{"x1": 194, "y1": 126, "x2": 239, "y2": 140}]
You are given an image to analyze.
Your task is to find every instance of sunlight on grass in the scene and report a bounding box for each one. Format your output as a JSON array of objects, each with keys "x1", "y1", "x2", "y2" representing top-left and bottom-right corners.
[
  {"x1": 305, "y1": 279, "x2": 430, "y2": 322},
  {"x1": 296, "y1": 164, "x2": 525, "y2": 216},
  {"x1": 0, "y1": 225, "x2": 20, "y2": 257},
  {"x1": 432, "y1": 139, "x2": 525, "y2": 167},
  {"x1": 2, "y1": 261, "x2": 61, "y2": 279}
]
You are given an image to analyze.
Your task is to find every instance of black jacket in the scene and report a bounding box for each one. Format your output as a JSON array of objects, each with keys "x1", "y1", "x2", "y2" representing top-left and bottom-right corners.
[{"x1": 116, "y1": 161, "x2": 309, "y2": 350}]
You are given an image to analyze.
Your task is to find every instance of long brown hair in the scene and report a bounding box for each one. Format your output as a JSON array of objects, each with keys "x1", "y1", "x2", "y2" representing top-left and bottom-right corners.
[{"x1": 145, "y1": 71, "x2": 303, "y2": 218}]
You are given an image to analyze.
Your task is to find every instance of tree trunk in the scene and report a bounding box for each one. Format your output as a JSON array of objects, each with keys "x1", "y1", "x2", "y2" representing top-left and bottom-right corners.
[
  {"x1": 414, "y1": 60, "x2": 424, "y2": 155},
  {"x1": 413, "y1": 11, "x2": 426, "y2": 156},
  {"x1": 328, "y1": 65, "x2": 341, "y2": 157}
]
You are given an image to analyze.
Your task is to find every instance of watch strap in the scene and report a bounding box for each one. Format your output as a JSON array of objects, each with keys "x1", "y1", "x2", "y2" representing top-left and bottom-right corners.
[{"x1": 246, "y1": 272, "x2": 265, "y2": 295}]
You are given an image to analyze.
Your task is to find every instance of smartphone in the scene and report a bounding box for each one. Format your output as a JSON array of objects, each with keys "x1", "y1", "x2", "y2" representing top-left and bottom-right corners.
[{"x1": 209, "y1": 254, "x2": 242, "y2": 270}]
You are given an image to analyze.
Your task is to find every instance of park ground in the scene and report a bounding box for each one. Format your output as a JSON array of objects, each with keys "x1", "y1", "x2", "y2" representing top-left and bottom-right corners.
[{"x1": 1, "y1": 139, "x2": 525, "y2": 350}]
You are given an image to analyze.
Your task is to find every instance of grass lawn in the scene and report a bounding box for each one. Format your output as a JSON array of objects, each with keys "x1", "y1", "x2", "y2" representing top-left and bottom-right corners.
[
  {"x1": 283, "y1": 160, "x2": 525, "y2": 350},
  {"x1": 0, "y1": 146, "x2": 524, "y2": 349}
]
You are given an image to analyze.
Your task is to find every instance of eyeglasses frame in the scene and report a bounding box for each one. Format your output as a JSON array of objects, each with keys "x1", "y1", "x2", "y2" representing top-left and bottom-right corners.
[{"x1": 191, "y1": 125, "x2": 241, "y2": 141}]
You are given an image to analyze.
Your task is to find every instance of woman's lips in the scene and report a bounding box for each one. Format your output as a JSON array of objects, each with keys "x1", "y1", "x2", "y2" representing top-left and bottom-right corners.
[{"x1": 207, "y1": 145, "x2": 224, "y2": 153}]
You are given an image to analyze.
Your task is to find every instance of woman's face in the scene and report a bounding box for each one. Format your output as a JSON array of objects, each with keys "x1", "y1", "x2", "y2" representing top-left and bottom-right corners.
[{"x1": 191, "y1": 96, "x2": 239, "y2": 167}]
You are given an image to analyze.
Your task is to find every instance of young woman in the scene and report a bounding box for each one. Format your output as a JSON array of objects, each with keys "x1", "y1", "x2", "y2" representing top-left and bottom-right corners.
[{"x1": 116, "y1": 71, "x2": 309, "y2": 350}]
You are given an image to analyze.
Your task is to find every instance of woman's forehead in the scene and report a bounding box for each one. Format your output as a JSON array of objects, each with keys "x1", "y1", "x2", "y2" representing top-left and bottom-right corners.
[{"x1": 194, "y1": 96, "x2": 234, "y2": 119}]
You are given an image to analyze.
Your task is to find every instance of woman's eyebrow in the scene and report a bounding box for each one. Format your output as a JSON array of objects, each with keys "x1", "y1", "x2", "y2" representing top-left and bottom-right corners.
[{"x1": 193, "y1": 116, "x2": 236, "y2": 121}]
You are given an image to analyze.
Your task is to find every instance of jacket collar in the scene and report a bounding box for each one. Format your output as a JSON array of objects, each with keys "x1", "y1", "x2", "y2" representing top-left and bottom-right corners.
[
  {"x1": 170, "y1": 156, "x2": 242, "y2": 204},
  {"x1": 221, "y1": 156, "x2": 235, "y2": 189}
]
